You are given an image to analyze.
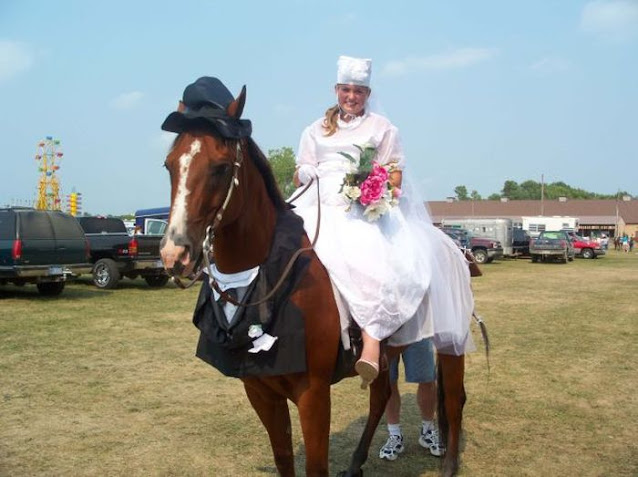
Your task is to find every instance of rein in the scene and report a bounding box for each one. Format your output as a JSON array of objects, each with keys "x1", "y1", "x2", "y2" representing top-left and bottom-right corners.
[{"x1": 173, "y1": 141, "x2": 321, "y2": 309}]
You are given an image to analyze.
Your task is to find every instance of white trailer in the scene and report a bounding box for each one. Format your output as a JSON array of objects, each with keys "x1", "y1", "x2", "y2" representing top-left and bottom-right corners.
[
  {"x1": 521, "y1": 216, "x2": 579, "y2": 237},
  {"x1": 441, "y1": 217, "x2": 514, "y2": 256}
]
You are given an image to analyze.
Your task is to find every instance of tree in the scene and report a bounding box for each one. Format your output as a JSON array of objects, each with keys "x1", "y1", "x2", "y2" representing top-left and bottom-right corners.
[
  {"x1": 470, "y1": 190, "x2": 482, "y2": 201},
  {"x1": 454, "y1": 185, "x2": 469, "y2": 201},
  {"x1": 501, "y1": 180, "x2": 520, "y2": 200},
  {"x1": 267, "y1": 147, "x2": 296, "y2": 199},
  {"x1": 519, "y1": 180, "x2": 541, "y2": 200}
]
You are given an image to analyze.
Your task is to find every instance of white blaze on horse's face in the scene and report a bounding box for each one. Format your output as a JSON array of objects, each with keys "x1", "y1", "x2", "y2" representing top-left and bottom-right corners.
[{"x1": 160, "y1": 139, "x2": 201, "y2": 269}]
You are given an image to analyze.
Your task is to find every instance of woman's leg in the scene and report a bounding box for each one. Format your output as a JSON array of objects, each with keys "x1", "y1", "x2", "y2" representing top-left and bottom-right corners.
[
  {"x1": 356, "y1": 330, "x2": 381, "y2": 387},
  {"x1": 360, "y1": 330, "x2": 380, "y2": 364}
]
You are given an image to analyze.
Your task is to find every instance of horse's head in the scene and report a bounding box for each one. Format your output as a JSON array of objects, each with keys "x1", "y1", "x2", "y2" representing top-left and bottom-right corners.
[{"x1": 160, "y1": 79, "x2": 249, "y2": 277}]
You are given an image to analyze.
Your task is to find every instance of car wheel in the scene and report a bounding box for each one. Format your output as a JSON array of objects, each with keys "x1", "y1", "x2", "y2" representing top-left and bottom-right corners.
[
  {"x1": 37, "y1": 281, "x2": 65, "y2": 296},
  {"x1": 531, "y1": 255, "x2": 539, "y2": 263},
  {"x1": 581, "y1": 248, "x2": 594, "y2": 259},
  {"x1": 93, "y1": 258, "x2": 120, "y2": 289},
  {"x1": 144, "y1": 275, "x2": 169, "y2": 287},
  {"x1": 472, "y1": 249, "x2": 488, "y2": 264}
]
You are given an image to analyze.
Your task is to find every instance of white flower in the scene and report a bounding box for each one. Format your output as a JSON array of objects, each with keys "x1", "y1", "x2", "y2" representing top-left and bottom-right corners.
[
  {"x1": 248, "y1": 324, "x2": 264, "y2": 338},
  {"x1": 343, "y1": 185, "x2": 361, "y2": 200},
  {"x1": 363, "y1": 200, "x2": 390, "y2": 221}
]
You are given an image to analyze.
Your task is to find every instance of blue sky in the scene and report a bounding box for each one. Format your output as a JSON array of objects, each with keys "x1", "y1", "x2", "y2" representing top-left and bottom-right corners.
[{"x1": 1, "y1": 0, "x2": 637, "y2": 215}]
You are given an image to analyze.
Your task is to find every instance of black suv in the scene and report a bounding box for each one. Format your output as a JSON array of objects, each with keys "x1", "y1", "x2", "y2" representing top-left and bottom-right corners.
[{"x1": 0, "y1": 208, "x2": 92, "y2": 295}]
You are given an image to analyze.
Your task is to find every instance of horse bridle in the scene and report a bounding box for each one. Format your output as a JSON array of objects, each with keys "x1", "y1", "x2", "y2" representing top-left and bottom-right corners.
[{"x1": 172, "y1": 140, "x2": 321, "y2": 309}]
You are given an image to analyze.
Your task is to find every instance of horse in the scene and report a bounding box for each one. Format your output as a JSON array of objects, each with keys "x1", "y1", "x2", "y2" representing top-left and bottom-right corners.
[{"x1": 159, "y1": 80, "x2": 471, "y2": 476}]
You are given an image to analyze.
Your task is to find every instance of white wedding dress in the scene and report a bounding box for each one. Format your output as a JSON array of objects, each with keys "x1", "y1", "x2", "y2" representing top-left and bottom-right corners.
[{"x1": 290, "y1": 112, "x2": 474, "y2": 354}]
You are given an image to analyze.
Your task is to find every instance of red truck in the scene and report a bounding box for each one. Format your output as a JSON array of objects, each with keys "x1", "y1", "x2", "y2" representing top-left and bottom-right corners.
[{"x1": 563, "y1": 230, "x2": 606, "y2": 259}]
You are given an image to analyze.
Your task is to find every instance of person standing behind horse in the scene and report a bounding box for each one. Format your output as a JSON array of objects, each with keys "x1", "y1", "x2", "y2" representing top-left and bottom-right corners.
[{"x1": 290, "y1": 55, "x2": 475, "y2": 387}]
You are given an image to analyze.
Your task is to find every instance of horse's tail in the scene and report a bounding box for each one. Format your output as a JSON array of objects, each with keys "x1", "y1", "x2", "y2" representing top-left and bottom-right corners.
[{"x1": 473, "y1": 312, "x2": 490, "y2": 374}]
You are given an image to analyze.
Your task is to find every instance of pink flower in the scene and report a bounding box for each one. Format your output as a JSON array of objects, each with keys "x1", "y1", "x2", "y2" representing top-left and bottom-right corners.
[
  {"x1": 359, "y1": 173, "x2": 387, "y2": 205},
  {"x1": 370, "y1": 162, "x2": 389, "y2": 181}
]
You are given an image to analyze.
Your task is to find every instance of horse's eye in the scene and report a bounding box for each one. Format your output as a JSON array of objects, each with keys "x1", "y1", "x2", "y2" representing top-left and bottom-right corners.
[
  {"x1": 212, "y1": 164, "x2": 230, "y2": 177},
  {"x1": 163, "y1": 161, "x2": 169, "y2": 170}
]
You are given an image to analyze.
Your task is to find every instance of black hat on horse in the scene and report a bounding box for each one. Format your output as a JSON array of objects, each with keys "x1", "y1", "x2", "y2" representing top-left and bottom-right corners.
[{"x1": 161, "y1": 76, "x2": 252, "y2": 139}]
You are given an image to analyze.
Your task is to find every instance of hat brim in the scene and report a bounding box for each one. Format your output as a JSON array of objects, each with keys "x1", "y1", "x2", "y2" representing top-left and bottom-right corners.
[{"x1": 161, "y1": 111, "x2": 252, "y2": 139}]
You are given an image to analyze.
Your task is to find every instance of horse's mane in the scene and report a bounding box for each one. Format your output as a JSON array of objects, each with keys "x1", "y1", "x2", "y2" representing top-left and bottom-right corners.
[{"x1": 244, "y1": 137, "x2": 287, "y2": 211}]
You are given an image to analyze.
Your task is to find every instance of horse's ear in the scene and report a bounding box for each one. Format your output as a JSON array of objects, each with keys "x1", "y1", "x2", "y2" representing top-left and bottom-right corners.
[
  {"x1": 177, "y1": 101, "x2": 186, "y2": 113},
  {"x1": 227, "y1": 85, "x2": 246, "y2": 119}
]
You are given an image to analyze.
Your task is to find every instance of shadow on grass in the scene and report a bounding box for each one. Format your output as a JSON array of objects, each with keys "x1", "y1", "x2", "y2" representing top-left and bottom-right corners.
[
  {"x1": 0, "y1": 282, "x2": 103, "y2": 300},
  {"x1": 0, "y1": 276, "x2": 179, "y2": 300},
  {"x1": 282, "y1": 391, "x2": 450, "y2": 476}
]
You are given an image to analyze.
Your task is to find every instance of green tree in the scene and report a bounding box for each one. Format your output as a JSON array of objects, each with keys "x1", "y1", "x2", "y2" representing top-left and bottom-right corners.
[
  {"x1": 454, "y1": 185, "x2": 469, "y2": 201},
  {"x1": 268, "y1": 147, "x2": 296, "y2": 199},
  {"x1": 470, "y1": 190, "x2": 482, "y2": 201},
  {"x1": 519, "y1": 180, "x2": 541, "y2": 200},
  {"x1": 501, "y1": 180, "x2": 521, "y2": 199}
]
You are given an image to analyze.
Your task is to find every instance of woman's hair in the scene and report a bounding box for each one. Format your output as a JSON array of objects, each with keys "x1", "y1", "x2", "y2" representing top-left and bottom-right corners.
[{"x1": 322, "y1": 105, "x2": 340, "y2": 136}]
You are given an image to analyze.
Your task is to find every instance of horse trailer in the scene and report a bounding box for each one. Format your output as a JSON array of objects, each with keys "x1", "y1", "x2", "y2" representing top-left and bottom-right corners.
[
  {"x1": 521, "y1": 216, "x2": 579, "y2": 238},
  {"x1": 441, "y1": 218, "x2": 515, "y2": 257}
]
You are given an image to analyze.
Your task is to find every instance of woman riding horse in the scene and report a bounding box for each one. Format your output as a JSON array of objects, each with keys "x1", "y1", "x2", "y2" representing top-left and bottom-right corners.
[
  {"x1": 159, "y1": 67, "x2": 475, "y2": 476},
  {"x1": 291, "y1": 55, "x2": 476, "y2": 381}
]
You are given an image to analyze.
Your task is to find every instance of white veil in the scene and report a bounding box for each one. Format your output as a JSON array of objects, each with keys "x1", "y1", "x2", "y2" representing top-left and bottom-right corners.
[{"x1": 367, "y1": 91, "x2": 476, "y2": 355}]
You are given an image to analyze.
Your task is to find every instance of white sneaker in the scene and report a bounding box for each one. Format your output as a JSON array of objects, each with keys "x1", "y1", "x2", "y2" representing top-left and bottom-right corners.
[
  {"x1": 419, "y1": 426, "x2": 444, "y2": 457},
  {"x1": 379, "y1": 434, "x2": 404, "y2": 461}
]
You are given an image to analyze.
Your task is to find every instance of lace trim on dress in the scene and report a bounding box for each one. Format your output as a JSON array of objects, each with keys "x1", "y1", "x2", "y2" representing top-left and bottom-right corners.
[{"x1": 337, "y1": 110, "x2": 369, "y2": 130}]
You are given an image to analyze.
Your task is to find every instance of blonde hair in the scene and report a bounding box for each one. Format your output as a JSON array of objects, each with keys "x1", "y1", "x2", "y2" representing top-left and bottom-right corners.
[{"x1": 322, "y1": 105, "x2": 340, "y2": 137}]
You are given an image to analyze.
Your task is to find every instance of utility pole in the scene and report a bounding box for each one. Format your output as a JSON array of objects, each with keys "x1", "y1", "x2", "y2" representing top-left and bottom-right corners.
[
  {"x1": 615, "y1": 189, "x2": 620, "y2": 237},
  {"x1": 541, "y1": 174, "x2": 545, "y2": 215}
]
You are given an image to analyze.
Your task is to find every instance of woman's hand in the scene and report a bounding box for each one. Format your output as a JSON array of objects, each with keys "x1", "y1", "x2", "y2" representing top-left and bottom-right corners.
[
  {"x1": 389, "y1": 170, "x2": 402, "y2": 188},
  {"x1": 295, "y1": 164, "x2": 319, "y2": 186}
]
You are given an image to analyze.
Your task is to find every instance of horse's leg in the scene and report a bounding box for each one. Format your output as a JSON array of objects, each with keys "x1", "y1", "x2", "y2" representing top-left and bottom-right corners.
[
  {"x1": 437, "y1": 353, "x2": 465, "y2": 477},
  {"x1": 243, "y1": 379, "x2": 295, "y2": 477},
  {"x1": 294, "y1": 379, "x2": 332, "y2": 477},
  {"x1": 338, "y1": 347, "x2": 400, "y2": 477},
  {"x1": 337, "y1": 368, "x2": 391, "y2": 477}
]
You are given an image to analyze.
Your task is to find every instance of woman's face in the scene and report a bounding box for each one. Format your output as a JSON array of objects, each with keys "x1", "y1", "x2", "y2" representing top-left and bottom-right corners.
[{"x1": 335, "y1": 84, "x2": 370, "y2": 116}]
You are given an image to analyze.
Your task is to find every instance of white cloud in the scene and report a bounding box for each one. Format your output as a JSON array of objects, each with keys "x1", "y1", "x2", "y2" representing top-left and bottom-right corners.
[
  {"x1": 530, "y1": 56, "x2": 571, "y2": 74},
  {"x1": 381, "y1": 48, "x2": 498, "y2": 77},
  {"x1": 0, "y1": 40, "x2": 34, "y2": 82},
  {"x1": 581, "y1": 0, "x2": 638, "y2": 42},
  {"x1": 110, "y1": 91, "x2": 144, "y2": 110}
]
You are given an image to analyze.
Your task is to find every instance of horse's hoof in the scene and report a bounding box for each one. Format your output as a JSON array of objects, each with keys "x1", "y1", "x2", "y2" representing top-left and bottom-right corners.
[{"x1": 336, "y1": 470, "x2": 363, "y2": 477}]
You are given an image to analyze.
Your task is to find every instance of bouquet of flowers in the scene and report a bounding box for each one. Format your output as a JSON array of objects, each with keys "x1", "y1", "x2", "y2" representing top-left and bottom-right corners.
[{"x1": 338, "y1": 144, "x2": 401, "y2": 222}]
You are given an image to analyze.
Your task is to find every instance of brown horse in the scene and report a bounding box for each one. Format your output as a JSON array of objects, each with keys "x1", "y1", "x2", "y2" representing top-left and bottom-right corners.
[{"x1": 160, "y1": 80, "x2": 469, "y2": 476}]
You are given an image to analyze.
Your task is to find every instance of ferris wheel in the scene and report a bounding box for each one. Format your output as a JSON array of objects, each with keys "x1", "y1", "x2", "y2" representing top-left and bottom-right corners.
[{"x1": 35, "y1": 136, "x2": 63, "y2": 210}]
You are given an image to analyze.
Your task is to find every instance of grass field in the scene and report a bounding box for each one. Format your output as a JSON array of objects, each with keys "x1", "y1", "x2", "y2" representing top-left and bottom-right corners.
[{"x1": 1, "y1": 251, "x2": 637, "y2": 476}]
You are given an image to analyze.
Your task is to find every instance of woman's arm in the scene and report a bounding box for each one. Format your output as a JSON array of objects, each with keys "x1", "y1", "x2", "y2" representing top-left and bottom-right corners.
[{"x1": 294, "y1": 125, "x2": 319, "y2": 186}]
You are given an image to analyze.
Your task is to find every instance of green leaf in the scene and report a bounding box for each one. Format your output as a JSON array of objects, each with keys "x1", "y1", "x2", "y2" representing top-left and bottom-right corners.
[{"x1": 338, "y1": 151, "x2": 357, "y2": 163}]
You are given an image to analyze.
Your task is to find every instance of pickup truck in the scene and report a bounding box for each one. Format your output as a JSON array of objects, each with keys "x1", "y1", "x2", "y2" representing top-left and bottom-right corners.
[
  {"x1": 440, "y1": 227, "x2": 504, "y2": 264},
  {"x1": 529, "y1": 230, "x2": 576, "y2": 263},
  {"x1": 0, "y1": 207, "x2": 92, "y2": 295},
  {"x1": 563, "y1": 230, "x2": 605, "y2": 259},
  {"x1": 77, "y1": 216, "x2": 168, "y2": 289}
]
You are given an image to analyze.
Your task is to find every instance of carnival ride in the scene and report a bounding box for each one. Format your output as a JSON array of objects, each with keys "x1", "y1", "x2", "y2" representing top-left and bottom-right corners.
[{"x1": 35, "y1": 136, "x2": 63, "y2": 210}]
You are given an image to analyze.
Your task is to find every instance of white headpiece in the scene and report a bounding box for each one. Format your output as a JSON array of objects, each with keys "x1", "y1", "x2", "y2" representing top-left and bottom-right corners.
[{"x1": 336, "y1": 55, "x2": 372, "y2": 87}]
